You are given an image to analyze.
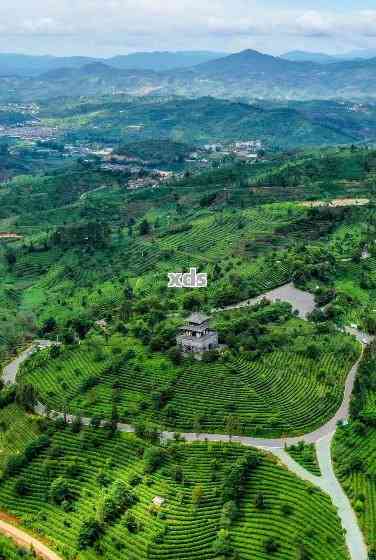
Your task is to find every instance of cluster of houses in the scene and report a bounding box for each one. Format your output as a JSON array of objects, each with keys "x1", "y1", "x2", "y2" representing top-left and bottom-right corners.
[
  {"x1": 127, "y1": 170, "x2": 175, "y2": 190},
  {"x1": 0, "y1": 125, "x2": 58, "y2": 141},
  {"x1": 187, "y1": 140, "x2": 263, "y2": 167}
]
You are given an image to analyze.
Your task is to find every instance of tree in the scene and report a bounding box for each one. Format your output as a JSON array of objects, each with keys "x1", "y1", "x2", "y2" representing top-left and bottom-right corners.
[
  {"x1": 4, "y1": 455, "x2": 26, "y2": 477},
  {"x1": 124, "y1": 511, "x2": 139, "y2": 533},
  {"x1": 16, "y1": 383, "x2": 37, "y2": 411},
  {"x1": 71, "y1": 414, "x2": 82, "y2": 434},
  {"x1": 139, "y1": 219, "x2": 151, "y2": 236},
  {"x1": 225, "y1": 415, "x2": 241, "y2": 441},
  {"x1": 220, "y1": 500, "x2": 238, "y2": 528},
  {"x1": 5, "y1": 249, "x2": 16, "y2": 267},
  {"x1": 77, "y1": 517, "x2": 103, "y2": 549},
  {"x1": 212, "y1": 528, "x2": 232, "y2": 557},
  {"x1": 193, "y1": 415, "x2": 203, "y2": 438},
  {"x1": 143, "y1": 446, "x2": 167, "y2": 474},
  {"x1": 49, "y1": 476, "x2": 72, "y2": 505},
  {"x1": 90, "y1": 415, "x2": 102, "y2": 429},
  {"x1": 14, "y1": 477, "x2": 31, "y2": 496},
  {"x1": 41, "y1": 317, "x2": 57, "y2": 334},
  {"x1": 192, "y1": 484, "x2": 204, "y2": 508},
  {"x1": 255, "y1": 492, "x2": 266, "y2": 510},
  {"x1": 110, "y1": 403, "x2": 119, "y2": 434},
  {"x1": 264, "y1": 537, "x2": 280, "y2": 553}
]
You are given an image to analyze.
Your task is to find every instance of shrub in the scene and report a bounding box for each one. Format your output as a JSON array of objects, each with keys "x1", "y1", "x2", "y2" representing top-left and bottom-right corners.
[
  {"x1": 212, "y1": 528, "x2": 232, "y2": 557},
  {"x1": 4, "y1": 454, "x2": 26, "y2": 477},
  {"x1": 143, "y1": 446, "x2": 167, "y2": 474},
  {"x1": 49, "y1": 476, "x2": 73, "y2": 505},
  {"x1": 24, "y1": 435, "x2": 51, "y2": 461},
  {"x1": 100, "y1": 480, "x2": 138, "y2": 523},
  {"x1": 264, "y1": 537, "x2": 280, "y2": 553},
  {"x1": 14, "y1": 477, "x2": 31, "y2": 496},
  {"x1": 77, "y1": 517, "x2": 103, "y2": 549},
  {"x1": 192, "y1": 484, "x2": 204, "y2": 508},
  {"x1": 222, "y1": 452, "x2": 260, "y2": 504},
  {"x1": 220, "y1": 501, "x2": 238, "y2": 528}
]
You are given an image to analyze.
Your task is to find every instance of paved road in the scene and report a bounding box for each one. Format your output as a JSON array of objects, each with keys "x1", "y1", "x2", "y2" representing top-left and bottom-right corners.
[
  {"x1": 4, "y1": 334, "x2": 370, "y2": 560},
  {"x1": 267, "y1": 436, "x2": 368, "y2": 560},
  {"x1": 0, "y1": 519, "x2": 63, "y2": 560},
  {"x1": 3, "y1": 341, "x2": 55, "y2": 386}
]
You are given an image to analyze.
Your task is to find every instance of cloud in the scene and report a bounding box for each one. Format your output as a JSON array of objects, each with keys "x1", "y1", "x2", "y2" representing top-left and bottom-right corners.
[{"x1": 0, "y1": 1, "x2": 375, "y2": 55}]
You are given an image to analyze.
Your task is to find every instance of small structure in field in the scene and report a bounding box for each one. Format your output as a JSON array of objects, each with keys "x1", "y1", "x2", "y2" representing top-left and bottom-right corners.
[
  {"x1": 95, "y1": 319, "x2": 108, "y2": 331},
  {"x1": 152, "y1": 496, "x2": 165, "y2": 508},
  {"x1": 177, "y1": 313, "x2": 219, "y2": 354},
  {"x1": 0, "y1": 232, "x2": 23, "y2": 241}
]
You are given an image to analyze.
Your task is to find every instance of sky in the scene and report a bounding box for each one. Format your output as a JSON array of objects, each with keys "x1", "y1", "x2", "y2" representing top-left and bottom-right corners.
[{"x1": 1, "y1": 0, "x2": 376, "y2": 58}]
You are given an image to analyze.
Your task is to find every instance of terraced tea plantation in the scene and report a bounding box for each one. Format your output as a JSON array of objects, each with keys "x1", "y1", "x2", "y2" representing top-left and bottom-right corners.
[
  {"x1": 286, "y1": 442, "x2": 321, "y2": 476},
  {"x1": 0, "y1": 405, "x2": 349, "y2": 560},
  {"x1": 20, "y1": 324, "x2": 360, "y2": 437}
]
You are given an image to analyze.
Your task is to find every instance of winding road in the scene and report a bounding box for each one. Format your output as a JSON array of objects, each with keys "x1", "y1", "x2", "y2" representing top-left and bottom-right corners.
[{"x1": 2, "y1": 290, "x2": 372, "y2": 560}]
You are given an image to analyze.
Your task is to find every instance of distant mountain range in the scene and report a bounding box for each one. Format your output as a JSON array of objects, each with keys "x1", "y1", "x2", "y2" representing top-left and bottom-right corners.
[
  {"x1": 0, "y1": 51, "x2": 226, "y2": 77},
  {"x1": 282, "y1": 48, "x2": 376, "y2": 64},
  {"x1": 3, "y1": 48, "x2": 376, "y2": 101}
]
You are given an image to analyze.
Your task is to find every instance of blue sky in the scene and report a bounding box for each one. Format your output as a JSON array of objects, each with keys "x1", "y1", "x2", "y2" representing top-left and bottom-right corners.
[{"x1": 0, "y1": 1, "x2": 375, "y2": 57}]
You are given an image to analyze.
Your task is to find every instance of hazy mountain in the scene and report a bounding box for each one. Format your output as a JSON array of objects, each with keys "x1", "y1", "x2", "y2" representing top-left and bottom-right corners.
[
  {"x1": 107, "y1": 51, "x2": 226, "y2": 71},
  {"x1": 282, "y1": 48, "x2": 376, "y2": 64},
  {"x1": 0, "y1": 54, "x2": 96, "y2": 77},
  {"x1": 195, "y1": 49, "x2": 310, "y2": 78},
  {"x1": 281, "y1": 51, "x2": 337, "y2": 64},
  {"x1": 341, "y1": 48, "x2": 376, "y2": 60},
  {"x1": 0, "y1": 51, "x2": 225, "y2": 78},
  {"x1": 4, "y1": 48, "x2": 376, "y2": 102}
]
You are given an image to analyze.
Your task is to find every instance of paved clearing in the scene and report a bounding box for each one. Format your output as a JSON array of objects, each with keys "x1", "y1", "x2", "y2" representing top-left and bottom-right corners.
[{"x1": 214, "y1": 281, "x2": 316, "y2": 318}]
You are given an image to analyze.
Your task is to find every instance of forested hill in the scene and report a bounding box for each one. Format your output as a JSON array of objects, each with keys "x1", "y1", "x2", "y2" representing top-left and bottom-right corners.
[{"x1": 39, "y1": 96, "x2": 376, "y2": 148}]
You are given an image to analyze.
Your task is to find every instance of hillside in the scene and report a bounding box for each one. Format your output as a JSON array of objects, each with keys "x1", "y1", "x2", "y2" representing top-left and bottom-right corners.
[
  {"x1": 0, "y1": 143, "x2": 375, "y2": 559},
  {"x1": 39, "y1": 95, "x2": 376, "y2": 148}
]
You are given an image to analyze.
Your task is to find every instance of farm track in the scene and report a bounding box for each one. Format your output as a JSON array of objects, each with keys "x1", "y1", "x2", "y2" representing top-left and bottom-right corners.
[
  {"x1": 0, "y1": 517, "x2": 63, "y2": 560},
  {"x1": 3, "y1": 309, "x2": 372, "y2": 560}
]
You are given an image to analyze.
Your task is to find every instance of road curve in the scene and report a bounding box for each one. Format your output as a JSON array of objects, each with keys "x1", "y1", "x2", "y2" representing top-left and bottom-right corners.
[
  {"x1": 0, "y1": 518, "x2": 63, "y2": 560},
  {"x1": 3, "y1": 337, "x2": 370, "y2": 560}
]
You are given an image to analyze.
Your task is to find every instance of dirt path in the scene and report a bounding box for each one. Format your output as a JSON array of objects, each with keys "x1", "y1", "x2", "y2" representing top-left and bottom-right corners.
[{"x1": 0, "y1": 518, "x2": 63, "y2": 560}]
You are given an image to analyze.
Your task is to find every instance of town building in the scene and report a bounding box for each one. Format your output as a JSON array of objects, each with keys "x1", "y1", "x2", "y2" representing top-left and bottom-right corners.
[{"x1": 177, "y1": 313, "x2": 219, "y2": 354}]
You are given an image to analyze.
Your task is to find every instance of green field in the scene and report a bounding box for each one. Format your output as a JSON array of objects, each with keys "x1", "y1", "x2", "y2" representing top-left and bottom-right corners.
[{"x1": 0, "y1": 405, "x2": 349, "y2": 560}]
